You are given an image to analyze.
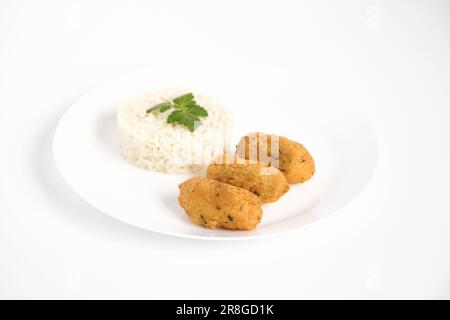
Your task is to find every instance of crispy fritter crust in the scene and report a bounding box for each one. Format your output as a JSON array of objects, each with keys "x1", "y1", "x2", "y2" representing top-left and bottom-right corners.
[
  {"x1": 206, "y1": 155, "x2": 289, "y2": 203},
  {"x1": 178, "y1": 177, "x2": 263, "y2": 230},
  {"x1": 236, "y1": 132, "x2": 315, "y2": 184}
]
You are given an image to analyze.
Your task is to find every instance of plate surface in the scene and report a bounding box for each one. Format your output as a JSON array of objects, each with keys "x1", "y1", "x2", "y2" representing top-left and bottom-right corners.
[{"x1": 53, "y1": 66, "x2": 378, "y2": 240}]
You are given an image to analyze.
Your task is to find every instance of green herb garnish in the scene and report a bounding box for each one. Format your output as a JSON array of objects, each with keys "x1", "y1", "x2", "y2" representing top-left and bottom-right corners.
[
  {"x1": 146, "y1": 102, "x2": 172, "y2": 115},
  {"x1": 146, "y1": 93, "x2": 208, "y2": 132}
]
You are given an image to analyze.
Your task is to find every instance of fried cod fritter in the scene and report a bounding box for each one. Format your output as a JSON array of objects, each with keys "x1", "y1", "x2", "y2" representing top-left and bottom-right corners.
[
  {"x1": 206, "y1": 155, "x2": 289, "y2": 203},
  {"x1": 236, "y1": 132, "x2": 315, "y2": 184},
  {"x1": 178, "y1": 177, "x2": 263, "y2": 230}
]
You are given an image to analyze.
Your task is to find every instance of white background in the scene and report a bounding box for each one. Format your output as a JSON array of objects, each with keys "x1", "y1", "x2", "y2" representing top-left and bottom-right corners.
[{"x1": 1, "y1": 0, "x2": 450, "y2": 299}]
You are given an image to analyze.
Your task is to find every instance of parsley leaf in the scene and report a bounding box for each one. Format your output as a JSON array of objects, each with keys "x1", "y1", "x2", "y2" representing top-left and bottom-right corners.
[
  {"x1": 172, "y1": 93, "x2": 195, "y2": 107},
  {"x1": 167, "y1": 110, "x2": 201, "y2": 132},
  {"x1": 166, "y1": 110, "x2": 184, "y2": 123},
  {"x1": 146, "y1": 101, "x2": 172, "y2": 115},
  {"x1": 187, "y1": 104, "x2": 208, "y2": 117},
  {"x1": 146, "y1": 92, "x2": 208, "y2": 132}
]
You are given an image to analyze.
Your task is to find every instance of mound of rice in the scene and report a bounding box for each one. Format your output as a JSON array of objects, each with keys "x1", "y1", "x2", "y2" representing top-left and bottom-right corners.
[{"x1": 117, "y1": 88, "x2": 233, "y2": 174}]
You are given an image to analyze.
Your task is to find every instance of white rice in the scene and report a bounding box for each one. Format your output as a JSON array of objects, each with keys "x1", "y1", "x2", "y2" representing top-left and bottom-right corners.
[{"x1": 117, "y1": 88, "x2": 233, "y2": 174}]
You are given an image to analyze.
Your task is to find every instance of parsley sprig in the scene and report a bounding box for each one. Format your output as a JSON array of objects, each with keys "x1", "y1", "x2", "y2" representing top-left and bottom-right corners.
[{"x1": 146, "y1": 93, "x2": 208, "y2": 132}]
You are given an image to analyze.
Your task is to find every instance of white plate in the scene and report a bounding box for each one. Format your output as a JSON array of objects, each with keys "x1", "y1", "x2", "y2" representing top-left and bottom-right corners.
[{"x1": 53, "y1": 66, "x2": 378, "y2": 240}]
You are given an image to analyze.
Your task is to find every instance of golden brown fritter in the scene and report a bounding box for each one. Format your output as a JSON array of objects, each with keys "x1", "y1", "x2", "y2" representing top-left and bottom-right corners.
[
  {"x1": 206, "y1": 155, "x2": 289, "y2": 203},
  {"x1": 236, "y1": 132, "x2": 315, "y2": 184},
  {"x1": 178, "y1": 177, "x2": 263, "y2": 230}
]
